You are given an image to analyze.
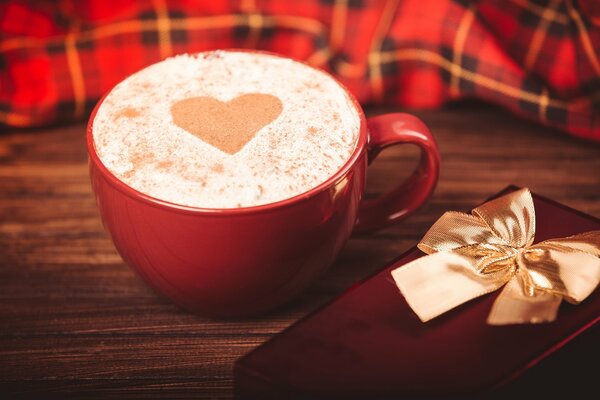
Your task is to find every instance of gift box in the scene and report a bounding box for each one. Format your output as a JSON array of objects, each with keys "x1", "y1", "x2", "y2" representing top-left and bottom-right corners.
[{"x1": 234, "y1": 186, "x2": 599, "y2": 398}]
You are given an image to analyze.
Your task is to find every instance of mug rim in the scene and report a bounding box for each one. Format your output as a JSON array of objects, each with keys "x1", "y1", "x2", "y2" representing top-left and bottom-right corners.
[{"x1": 86, "y1": 48, "x2": 368, "y2": 216}]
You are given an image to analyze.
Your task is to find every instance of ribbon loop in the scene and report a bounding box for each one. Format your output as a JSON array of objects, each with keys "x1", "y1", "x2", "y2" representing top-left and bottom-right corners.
[
  {"x1": 472, "y1": 188, "x2": 536, "y2": 248},
  {"x1": 418, "y1": 211, "x2": 504, "y2": 254},
  {"x1": 392, "y1": 188, "x2": 600, "y2": 325}
]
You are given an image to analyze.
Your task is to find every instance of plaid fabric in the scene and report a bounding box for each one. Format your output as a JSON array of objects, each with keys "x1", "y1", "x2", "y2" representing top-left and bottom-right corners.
[{"x1": 1, "y1": 0, "x2": 599, "y2": 140}]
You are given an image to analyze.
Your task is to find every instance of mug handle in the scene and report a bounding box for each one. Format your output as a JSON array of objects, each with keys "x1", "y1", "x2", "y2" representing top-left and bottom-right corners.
[{"x1": 354, "y1": 113, "x2": 440, "y2": 233}]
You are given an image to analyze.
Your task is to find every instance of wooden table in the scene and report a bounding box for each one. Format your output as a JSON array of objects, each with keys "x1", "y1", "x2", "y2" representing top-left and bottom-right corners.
[{"x1": 1, "y1": 103, "x2": 599, "y2": 398}]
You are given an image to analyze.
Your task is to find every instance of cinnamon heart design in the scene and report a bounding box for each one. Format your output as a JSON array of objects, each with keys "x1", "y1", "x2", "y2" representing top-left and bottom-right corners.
[{"x1": 171, "y1": 93, "x2": 283, "y2": 155}]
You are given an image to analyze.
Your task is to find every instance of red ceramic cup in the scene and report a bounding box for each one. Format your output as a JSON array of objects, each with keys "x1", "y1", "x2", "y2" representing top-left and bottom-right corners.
[{"x1": 87, "y1": 50, "x2": 440, "y2": 317}]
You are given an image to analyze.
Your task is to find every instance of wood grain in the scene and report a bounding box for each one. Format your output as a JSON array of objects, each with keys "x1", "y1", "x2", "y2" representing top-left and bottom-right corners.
[{"x1": 1, "y1": 103, "x2": 599, "y2": 398}]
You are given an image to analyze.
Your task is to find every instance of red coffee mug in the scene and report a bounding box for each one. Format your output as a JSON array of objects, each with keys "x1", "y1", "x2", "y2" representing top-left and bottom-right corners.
[{"x1": 87, "y1": 50, "x2": 440, "y2": 317}]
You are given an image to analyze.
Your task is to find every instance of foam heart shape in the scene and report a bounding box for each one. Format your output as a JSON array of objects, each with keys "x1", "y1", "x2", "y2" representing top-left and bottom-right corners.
[{"x1": 171, "y1": 93, "x2": 283, "y2": 155}]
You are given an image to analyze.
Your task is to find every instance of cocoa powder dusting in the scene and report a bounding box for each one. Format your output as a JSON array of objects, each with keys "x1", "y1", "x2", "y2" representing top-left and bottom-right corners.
[
  {"x1": 129, "y1": 152, "x2": 149, "y2": 169},
  {"x1": 304, "y1": 82, "x2": 322, "y2": 90},
  {"x1": 170, "y1": 93, "x2": 283, "y2": 155},
  {"x1": 211, "y1": 163, "x2": 224, "y2": 173},
  {"x1": 157, "y1": 160, "x2": 173, "y2": 169},
  {"x1": 128, "y1": 138, "x2": 155, "y2": 171},
  {"x1": 122, "y1": 170, "x2": 135, "y2": 179},
  {"x1": 114, "y1": 107, "x2": 140, "y2": 119}
]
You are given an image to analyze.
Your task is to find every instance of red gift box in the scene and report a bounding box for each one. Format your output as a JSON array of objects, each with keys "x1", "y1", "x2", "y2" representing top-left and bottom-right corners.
[{"x1": 234, "y1": 186, "x2": 599, "y2": 398}]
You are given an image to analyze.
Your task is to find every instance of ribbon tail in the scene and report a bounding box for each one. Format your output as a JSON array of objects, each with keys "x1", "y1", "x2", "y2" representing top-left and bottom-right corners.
[
  {"x1": 487, "y1": 275, "x2": 562, "y2": 325},
  {"x1": 391, "y1": 252, "x2": 506, "y2": 322}
]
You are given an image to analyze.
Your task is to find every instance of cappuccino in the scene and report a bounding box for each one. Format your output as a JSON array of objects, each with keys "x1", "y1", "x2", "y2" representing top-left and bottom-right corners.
[{"x1": 92, "y1": 51, "x2": 360, "y2": 208}]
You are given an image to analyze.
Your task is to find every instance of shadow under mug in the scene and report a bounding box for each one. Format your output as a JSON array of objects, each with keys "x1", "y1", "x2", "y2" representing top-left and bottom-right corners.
[{"x1": 87, "y1": 50, "x2": 440, "y2": 317}]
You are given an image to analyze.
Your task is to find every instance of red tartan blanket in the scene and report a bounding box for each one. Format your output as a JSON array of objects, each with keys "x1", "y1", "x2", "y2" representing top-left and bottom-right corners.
[{"x1": 1, "y1": 0, "x2": 599, "y2": 141}]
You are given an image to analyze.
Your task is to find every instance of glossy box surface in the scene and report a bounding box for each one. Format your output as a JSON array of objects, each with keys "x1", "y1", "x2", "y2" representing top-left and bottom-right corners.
[{"x1": 234, "y1": 186, "x2": 600, "y2": 396}]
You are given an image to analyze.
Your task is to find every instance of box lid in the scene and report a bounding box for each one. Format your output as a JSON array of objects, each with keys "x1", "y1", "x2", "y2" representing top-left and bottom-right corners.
[{"x1": 234, "y1": 186, "x2": 600, "y2": 398}]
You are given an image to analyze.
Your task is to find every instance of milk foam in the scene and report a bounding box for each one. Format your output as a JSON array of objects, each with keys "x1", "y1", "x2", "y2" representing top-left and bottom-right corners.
[{"x1": 92, "y1": 51, "x2": 361, "y2": 208}]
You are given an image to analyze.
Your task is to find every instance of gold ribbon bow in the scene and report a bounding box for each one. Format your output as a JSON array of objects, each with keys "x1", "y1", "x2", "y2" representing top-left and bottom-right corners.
[{"x1": 391, "y1": 188, "x2": 600, "y2": 325}]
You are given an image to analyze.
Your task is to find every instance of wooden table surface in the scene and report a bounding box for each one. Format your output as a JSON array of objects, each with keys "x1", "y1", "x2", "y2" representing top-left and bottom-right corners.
[{"x1": 1, "y1": 103, "x2": 599, "y2": 398}]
